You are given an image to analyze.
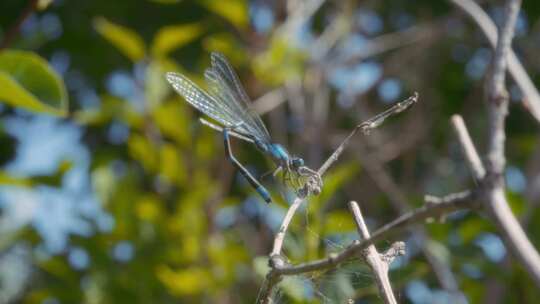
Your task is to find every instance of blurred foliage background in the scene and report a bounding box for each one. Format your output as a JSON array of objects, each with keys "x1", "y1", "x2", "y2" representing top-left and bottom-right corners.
[{"x1": 1, "y1": 0, "x2": 540, "y2": 303}]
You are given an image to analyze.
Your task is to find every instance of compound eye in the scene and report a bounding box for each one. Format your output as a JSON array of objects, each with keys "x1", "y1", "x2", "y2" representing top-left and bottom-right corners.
[{"x1": 292, "y1": 158, "x2": 304, "y2": 168}]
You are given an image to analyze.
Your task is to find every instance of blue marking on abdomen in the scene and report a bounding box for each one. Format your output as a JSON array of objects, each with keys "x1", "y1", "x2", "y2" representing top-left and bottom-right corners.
[{"x1": 269, "y1": 144, "x2": 290, "y2": 162}]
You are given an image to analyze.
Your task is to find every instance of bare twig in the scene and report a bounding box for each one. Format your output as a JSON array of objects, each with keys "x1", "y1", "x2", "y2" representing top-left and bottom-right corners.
[
  {"x1": 338, "y1": 25, "x2": 434, "y2": 65},
  {"x1": 450, "y1": 115, "x2": 486, "y2": 180},
  {"x1": 349, "y1": 201, "x2": 402, "y2": 304},
  {"x1": 317, "y1": 93, "x2": 418, "y2": 177},
  {"x1": 258, "y1": 196, "x2": 305, "y2": 304},
  {"x1": 270, "y1": 197, "x2": 304, "y2": 258},
  {"x1": 272, "y1": 190, "x2": 474, "y2": 276},
  {"x1": 253, "y1": 88, "x2": 287, "y2": 115},
  {"x1": 449, "y1": 0, "x2": 540, "y2": 123},
  {"x1": 485, "y1": 0, "x2": 519, "y2": 176}
]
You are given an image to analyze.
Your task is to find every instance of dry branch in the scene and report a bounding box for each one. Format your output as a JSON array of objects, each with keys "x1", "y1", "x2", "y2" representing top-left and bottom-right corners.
[{"x1": 349, "y1": 201, "x2": 403, "y2": 304}]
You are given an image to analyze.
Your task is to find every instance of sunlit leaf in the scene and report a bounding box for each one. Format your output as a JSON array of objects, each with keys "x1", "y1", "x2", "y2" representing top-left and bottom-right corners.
[
  {"x1": 152, "y1": 99, "x2": 191, "y2": 146},
  {"x1": 200, "y1": 0, "x2": 248, "y2": 29},
  {"x1": 151, "y1": 23, "x2": 204, "y2": 57},
  {"x1": 159, "y1": 143, "x2": 187, "y2": 185},
  {"x1": 135, "y1": 194, "x2": 163, "y2": 221},
  {"x1": 0, "y1": 171, "x2": 31, "y2": 187},
  {"x1": 202, "y1": 32, "x2": 246, "y2": 65},
  {"x1": 0, "y1": 50, "x2": 67, "y2": 116},
  {"x1": 93, "y1": 17, "x2": 146, "y2": 62},
  {"x1": 156, "y1": 265, "x2": 211, "y2": 296},
  {"x1": 128, "y1": 133, "x2": 158, "y2": 171},
  {"x1": 37, "y1": 0, "x2": 54, "y2": 10},
  {"x1": 253, "y1": 37, "x2": 307, "y2": 85}
]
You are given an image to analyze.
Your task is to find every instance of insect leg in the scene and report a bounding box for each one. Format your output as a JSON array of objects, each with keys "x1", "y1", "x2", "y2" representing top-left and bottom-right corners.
[{"x1": 223, "y1": 128, "x2": 272, "y2": 203}]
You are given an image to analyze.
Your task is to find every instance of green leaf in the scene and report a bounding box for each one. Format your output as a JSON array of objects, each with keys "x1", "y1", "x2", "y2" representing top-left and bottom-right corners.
[
  {"x1": 0, "y1": 171, "x2": 31, "y2": 187},
  {"x1": 253, "y1": 37, "x2": 307, "y2": 85},
  {"x1": 37, "y1": 0, "x2": 54, "y2": 10},
  {"x1": 200, "y1": 0, "x2": 248, "y2": 29},
  {"x1": 0, "y1": 50, "x2": 68, "y2": 116},
  {"x1": 202, "y1": 32, "x2": 246, "y2": 64},
  {"x1": 310, "y1": 162, "x2": 360, "y2": 211},
  {"x1": 93, "y1": 17, "x2": 146, "y2": 62},
  {"x1": 323, "y1": 210, "x2": 356, "y2": 234},
  {"x1": 0, "y1": 160, "x2": 72, "y2": 187},
  {"x1": 151, "y1": 23, "x2": 204, "y2": 57}
]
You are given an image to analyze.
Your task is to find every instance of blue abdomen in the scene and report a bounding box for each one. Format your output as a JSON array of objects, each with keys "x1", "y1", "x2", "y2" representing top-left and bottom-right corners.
[{"x1": 269, "y1": 144, "x2": 290, "y2": 163}]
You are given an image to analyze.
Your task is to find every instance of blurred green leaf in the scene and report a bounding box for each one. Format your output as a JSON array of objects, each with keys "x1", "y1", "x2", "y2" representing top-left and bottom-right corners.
[
  {"x1": 323, "y1": 210, "x2": 356, "y2": 234},
  {"x1": 425, "y1": 239, "x2": 451, "y2": 265},
  {"x1": 145, "y1": 59, "x2": 176, "y2": 108},
  {"x1": 253, "y1": 37, "x2": 307, "y2": 85},
  {"x1": 458, "y1": 218, "x2": 491, "y2": 243},
  {"x1": 200, "y1": 0, "x2": 248, "y2": 29},
  {"x1": 159, "y1": 143, "x2": 187, "y2": 185},
  {"x1": 152, "y1": 98, "x2": 191, "y2": 146},
  {"x1": 202, "y1": 32, "x2": 246, "y2": 65},
  {"x1": 74, "y1": 95, "x2": 143, "y2": 128},
  {"x1": 37, "y1": 0, "x2": 54, "y2": 10},
  {"x1": 280, "y1": 276, "x2": 307, "y2": 301},
  {"x1": 128, "y1": 133, "x2": 158, "y2": 171},
  {"x1": 0, "y1": 160, "x2": 72, "y2": 187},
  {"x1": 310, "y1": 162, "x2": 360, "y2": 211},
  {"x1": 0, "y1": 171, "x2": 31, "y2": 187},
  {"x1": 156, "y1": 265, "x2": 211, "y2": 296},
  {"x1": 253, "y1": 256, "x2": 270, "y2": 278},
  {"x1": 151, "y1": 23, "x2": 204, "y2": 57},
  {"x1": 506, "y1": 190, "x2": 525, "y2": 216},
  {"x1": 93, "y1": 17, "x2": 146, "y2": 62},
  {"x1": 0, "y1": 50, "x2": 67, "y2": 116}
]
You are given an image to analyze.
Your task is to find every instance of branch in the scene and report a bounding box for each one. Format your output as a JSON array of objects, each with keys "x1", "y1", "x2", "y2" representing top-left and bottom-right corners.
[
  {"x1": 258, "y1": 196, "x2": 305, "y2": 304},
  {"x1": 338, "y1": 25, "x2": 434, "y2": 65},
  {"x1": 485, "y1": 0, "x2": 520, "y2": 176},
  {"x1": 317, "y1": 93, "x2": 418, "y2": 177},
  {"x1": 270, "y1": 197, "x2": 304, "y2": 257},
  {"x1": 451, "y1": 115, "x2": 540, "y2": 287},
  {"x1": 448, "y1": 0, "x2": 540, "y2": 123},
  {"x1": 450, "y1": 115, "x2": 486, "y2": 180},
  {"x1": 273, "y1": 190, "x2": 474, "y2": 276},
  {"x1": 349, "y1": 201, "x2": 403, "y2": 304},
  {"x1": 354, "y1": 139, "x2": 465, "y2": 295}
]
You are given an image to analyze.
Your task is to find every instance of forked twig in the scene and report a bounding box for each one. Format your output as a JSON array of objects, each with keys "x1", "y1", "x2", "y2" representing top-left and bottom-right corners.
[
  {"x1": 349, "y1": 201, "x2": 404, "y2": 304},
  {"x1": 317, "y1": 92, "x2": 418, "y2": 177}
]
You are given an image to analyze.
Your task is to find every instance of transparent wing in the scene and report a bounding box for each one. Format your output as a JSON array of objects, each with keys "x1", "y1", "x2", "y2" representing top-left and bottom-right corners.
[
  {"x1": 209, "y1": 52, "x2": 271, "y2": 142},
  {"x1": 203, "y1": 68, "x2": 270, "y2": 143},
  {"x1": 165, "y1": 72, "x2": 253, "y2": 137}
]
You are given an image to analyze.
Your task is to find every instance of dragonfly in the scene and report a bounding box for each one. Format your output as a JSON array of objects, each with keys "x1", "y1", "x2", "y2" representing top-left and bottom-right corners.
[{"x1": 165, "y1": 52, "x2": 322, "y2": 203}]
